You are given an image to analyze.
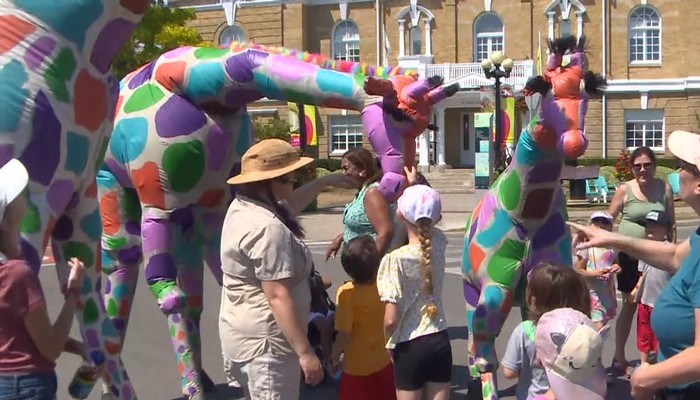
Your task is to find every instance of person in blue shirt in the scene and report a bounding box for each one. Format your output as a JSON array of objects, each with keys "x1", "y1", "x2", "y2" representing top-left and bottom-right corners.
[{"x1": 569, "y1": 130, "x2": 700, "y2": 400}]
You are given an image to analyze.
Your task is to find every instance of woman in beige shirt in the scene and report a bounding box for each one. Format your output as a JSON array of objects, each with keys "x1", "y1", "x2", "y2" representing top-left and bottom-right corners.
[{"x1": 220, "y1": 139, "x2": 353, "y2": 400}]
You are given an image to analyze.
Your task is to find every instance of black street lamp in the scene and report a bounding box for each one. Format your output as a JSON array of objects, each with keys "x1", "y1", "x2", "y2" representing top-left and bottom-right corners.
[{"x1": 481, "y1": 51, "x2": 513, "y2": 182}]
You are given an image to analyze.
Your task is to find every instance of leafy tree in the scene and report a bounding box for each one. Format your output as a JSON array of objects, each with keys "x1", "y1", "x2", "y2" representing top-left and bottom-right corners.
[
  {"x1": 112, "y1": 0, "x2": 214, "y2": 78},
  {"x1": 252, "y1": 118, "x2": 292, "y2": 141}
]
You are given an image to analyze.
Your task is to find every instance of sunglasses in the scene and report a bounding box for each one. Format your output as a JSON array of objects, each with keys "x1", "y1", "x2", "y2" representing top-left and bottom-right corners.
[{"x1": 632, "y1": 162, "x2": 653, "y2": 171}]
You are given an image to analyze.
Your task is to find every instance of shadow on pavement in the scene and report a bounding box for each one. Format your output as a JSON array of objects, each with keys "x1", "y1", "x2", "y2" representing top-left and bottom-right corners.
[{"x1": 448, "y1": 326, "x2": 468, "y2": 341}]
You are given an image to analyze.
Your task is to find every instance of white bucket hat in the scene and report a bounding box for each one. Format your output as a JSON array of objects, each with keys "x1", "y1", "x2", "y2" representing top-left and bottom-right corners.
[{"x1": 0, "y1": 159, "x2": 29, "y2": 221}]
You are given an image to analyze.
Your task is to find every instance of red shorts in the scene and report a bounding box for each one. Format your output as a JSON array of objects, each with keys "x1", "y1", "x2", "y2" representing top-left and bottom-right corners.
[
  {"x1": 637, "y1": 303, "x2": 658, "y2": 354},
  {"x1": 338, "y1": 363, "x2": 396, "y2": 400}
]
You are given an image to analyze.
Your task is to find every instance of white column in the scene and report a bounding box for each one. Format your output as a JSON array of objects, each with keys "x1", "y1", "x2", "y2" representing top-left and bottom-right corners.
[
  {"x1": 418, "y1": 131, "x2": 430, "y2": 167},
  {"x1": 424, "y1": 18, "x2": 432, "y2": 56},
  {"x1": 576, "y1": 10, "x2": 585, "y2": 39},
  {"x1": 398, "y1": 20, "x2": 406, "y2": 57},
  {"x1": 547, "y1": 11, "x2": 555, "y2": 40},
  {"x1": 436, "y1": 107, "x2": 446, "y2": 167}
]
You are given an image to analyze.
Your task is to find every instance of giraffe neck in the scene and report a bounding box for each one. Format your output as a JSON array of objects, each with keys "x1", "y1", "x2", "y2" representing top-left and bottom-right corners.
[
  {"x1": 9, "y1": 0, "x2": 149, "y2": 74},
  {"x1": 150, "y1": 44, "x2": 416, "y2": 113},
  {"x1": 498, "y1": 116, "x2": 564, "y2": 227}
]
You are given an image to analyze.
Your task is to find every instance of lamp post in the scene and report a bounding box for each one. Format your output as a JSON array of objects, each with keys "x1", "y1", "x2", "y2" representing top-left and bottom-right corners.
[{"x1": 481, "y1": 51, "x2": 513, "y2": 182}]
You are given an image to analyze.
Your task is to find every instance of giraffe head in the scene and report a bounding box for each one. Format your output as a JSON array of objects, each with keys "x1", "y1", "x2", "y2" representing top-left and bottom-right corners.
[{"x1": 524, "y1": 36, "x2": 606, "y2": 159}]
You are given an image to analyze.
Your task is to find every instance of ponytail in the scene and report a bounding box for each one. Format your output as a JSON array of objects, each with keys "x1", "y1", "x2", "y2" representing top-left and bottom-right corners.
[{"x1": 417, "y1": 218, "x2": 438, "y2": 319}]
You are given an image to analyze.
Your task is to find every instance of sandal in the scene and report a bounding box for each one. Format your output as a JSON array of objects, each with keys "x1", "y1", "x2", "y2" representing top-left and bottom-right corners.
[{"x1": 608, "y1": 359, "x2": 629, "y2": 378}]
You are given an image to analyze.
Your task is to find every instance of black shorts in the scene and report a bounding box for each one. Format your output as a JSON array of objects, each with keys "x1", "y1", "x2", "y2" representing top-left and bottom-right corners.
[
  {"x1": 391, "y1": 330, "x2": 452, "y2": 390},
  {"x1": 617, "y1": 252, "x2": 642, "y2": 293}
]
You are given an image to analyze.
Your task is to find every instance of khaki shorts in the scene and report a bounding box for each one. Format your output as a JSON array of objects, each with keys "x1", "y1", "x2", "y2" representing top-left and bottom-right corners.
[{"x1": 223, "y1": 352, "x2": 300, "y2": 400}]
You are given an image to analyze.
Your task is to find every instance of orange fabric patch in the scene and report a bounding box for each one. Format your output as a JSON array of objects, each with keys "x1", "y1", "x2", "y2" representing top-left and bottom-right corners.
[
  {"x1": 196, "y1": 189, "x2": 224, "y2": 208},
  {"x1": 0, "y1": 16, "x2": 35, "y2": 55},
  {"x1": 469, "y1": 243, "x2": 486, "y2": 275},
  {"x1": 42, "y1": 217, "x2": 57, "y2": 253},
  {"x1": 155, "y1": 61, "x2": 186, "y2": 92},
  {"x1": 115, "y1": 95, "x2": 124, "y2": 115},
  {"x1": 532, "y1": 124, "x2": 557, "y2": 151},
  {"x1": 132, "y1": 162, "x2": 166, "y2": 210},
  {"x1": 84, "y1": 181, "x2": 97, "y2": 198},
  {"x1": 100, "y1": 191, "x2": 121, "y2": 236},
  {"x1": 74, "y1": 69, "x2": 108, "y2": 132}
]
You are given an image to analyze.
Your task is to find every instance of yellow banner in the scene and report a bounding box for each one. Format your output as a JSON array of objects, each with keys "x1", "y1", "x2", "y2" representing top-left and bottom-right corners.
[
  {"x1": 288, "y1": 103, "x2": 318, "y2": 147},
  {"x1": 503, "y1": 96, "x2": 515, "y2": 145}
]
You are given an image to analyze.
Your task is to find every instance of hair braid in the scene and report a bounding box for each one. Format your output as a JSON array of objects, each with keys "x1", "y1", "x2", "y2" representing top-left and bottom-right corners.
[{"x1": 417, "y1": 218, "x2": 438, "y2": 319}]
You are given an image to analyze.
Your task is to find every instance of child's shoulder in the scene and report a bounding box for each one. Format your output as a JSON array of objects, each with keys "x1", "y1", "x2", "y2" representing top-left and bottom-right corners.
[{"x1": 336, "y1": 281, "x2": 356, "y2": 299}]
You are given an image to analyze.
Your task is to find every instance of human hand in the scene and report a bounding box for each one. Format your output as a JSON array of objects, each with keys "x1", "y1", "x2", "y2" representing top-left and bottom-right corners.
[
  {"x1": 567, "y1": 222, "x2": 620, "y2": 251},
  {"x1": 299, "y1": 352, "x2": 324, "y2": 386},
  {"x1": 404, "y1": 165, "x2": 418, "y2": 186},
  {"x1": 66, "y1": 257, "x2": 85, "y2": 290},
  {"x1": 610, "y1": 263, "x2": 622, "y2": 275},
  {"x1": 325, "y1": 236, "x2": 342, "y2": 261},
  {"x1": 630, "y1": 362, "x2": 656, "y2": 400},
  {"x1": 629, "y1": 289, "x2": 639, "y2": 304}
]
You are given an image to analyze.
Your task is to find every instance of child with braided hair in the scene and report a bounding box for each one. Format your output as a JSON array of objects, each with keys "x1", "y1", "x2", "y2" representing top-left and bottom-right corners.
[{"x1": 377, "y1": 184, "x2": 452, "y2": 400}]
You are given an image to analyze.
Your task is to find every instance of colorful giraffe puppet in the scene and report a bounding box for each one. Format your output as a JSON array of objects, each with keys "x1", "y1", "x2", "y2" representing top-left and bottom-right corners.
[
  {"x1": 364, "y1": 74, "x2": 459, "y2": 201},
  {"x1": 461, "y1": 36, "x2": 606, "y2": 399},
  {"x1": 0, "y1": 1, "x2": 149, "y2": 399},
  {"x1": 99, "y1": 42, "x2": 456, "y2": 398}
]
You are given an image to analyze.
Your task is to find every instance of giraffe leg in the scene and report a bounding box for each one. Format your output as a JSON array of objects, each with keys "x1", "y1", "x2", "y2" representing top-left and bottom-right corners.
[
  {"x1": 169, "y1": 209, "x2": 205, "y2": 398},
  {"x1": 50, "y1": 181, "x2": 136, "y2": 400},
  {"x1": 97, "y1": 168, "x2": 142, "y2": 347}
]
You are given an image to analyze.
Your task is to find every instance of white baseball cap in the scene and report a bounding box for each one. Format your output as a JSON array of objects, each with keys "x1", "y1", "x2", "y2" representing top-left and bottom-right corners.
[
  {"x1": 668, "y1": 130, "x2": 700, "y2": 171},
  {"x1": 397, "y1": 184, "x2": 442, "y2": 225},
  {"x1": 0, "y1": 159, "x2": 29, "y2": 220}
]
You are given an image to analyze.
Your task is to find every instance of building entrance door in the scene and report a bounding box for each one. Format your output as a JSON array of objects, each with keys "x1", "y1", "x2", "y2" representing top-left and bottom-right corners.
[{"x1": 459, "y1": 112, "x2": 475, "y2": 166}]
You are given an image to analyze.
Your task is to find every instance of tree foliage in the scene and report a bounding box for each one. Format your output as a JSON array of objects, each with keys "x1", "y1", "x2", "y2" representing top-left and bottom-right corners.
[
  {"x1": 112, "y1": 1, "x2": 215, "y2": 79},
  {"x1": 252, "y1": 118, "x2": 292, "y2": 141}
]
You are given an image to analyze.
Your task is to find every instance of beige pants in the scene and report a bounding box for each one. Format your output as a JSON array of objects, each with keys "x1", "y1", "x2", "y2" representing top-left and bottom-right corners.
[{"x1": 224, "y1": 352, "x2": 300, "y2": 400}]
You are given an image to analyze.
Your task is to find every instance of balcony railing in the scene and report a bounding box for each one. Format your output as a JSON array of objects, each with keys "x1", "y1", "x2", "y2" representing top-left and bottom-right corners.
[{"x1": 422, "y1": 60, "x2": 536, "y2": 90}]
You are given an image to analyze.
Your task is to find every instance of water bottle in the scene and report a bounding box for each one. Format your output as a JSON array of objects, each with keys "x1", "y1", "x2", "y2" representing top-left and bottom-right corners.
[{"x1": 68, "y1": 351, "x2": 105, "y2": 399}]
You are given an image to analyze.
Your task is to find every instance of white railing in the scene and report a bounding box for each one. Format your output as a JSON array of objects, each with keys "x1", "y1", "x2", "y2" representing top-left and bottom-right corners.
[{"x1": 423, "y1": 60, "x2": 536, "y2": 89}]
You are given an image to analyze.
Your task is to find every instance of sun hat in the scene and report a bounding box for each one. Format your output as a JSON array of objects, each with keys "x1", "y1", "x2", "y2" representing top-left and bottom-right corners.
[
  {"x1": 397, "y1": 184, "x2": 442, "y2": 225},
  {"x1": 534, "y1": 308, "x2": 606, "y2": 400},
  {"x1": 227, "y1": 139, "x2": 314, "y2": 185},
  {"x1": 0, "y1": 159, "x2": 29, "y2": 220},
  {"x1": 589, "y1": 211, "x2": 613, "y2": 222},
  {"x1": 668, "y1": 130, "x2": 700, "y2": 171}
]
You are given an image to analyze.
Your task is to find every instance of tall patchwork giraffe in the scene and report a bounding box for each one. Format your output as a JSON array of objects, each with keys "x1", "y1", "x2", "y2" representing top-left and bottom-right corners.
[
  {"x1": 0, "y1": 0, "x2": 148, "y2": 399},
  {"x1": 461, "y1": 36, "x2": 606, "y2": 399},
  {"x1": 99, "y1": 42, "x2": 458, "y2": 398}
]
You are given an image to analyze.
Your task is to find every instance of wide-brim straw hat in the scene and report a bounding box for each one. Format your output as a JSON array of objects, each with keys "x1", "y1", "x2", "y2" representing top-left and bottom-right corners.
[{"x1": 227, "y1": 139, "x2": 314, "y2": 185}]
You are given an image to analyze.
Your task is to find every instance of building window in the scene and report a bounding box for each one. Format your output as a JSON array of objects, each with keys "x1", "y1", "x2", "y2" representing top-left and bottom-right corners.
[
  {"x1": 409, "y1": 25, "x2": 422, "y2": 55},
  {"x1": 332, "y1": 20, "x2": 360, "y2": 62},
  {"x1": 628, "y1": 6, "x2": 661, "y2": 64},
  {"x1": 329, "y1": 114, "x2": 364, "y2": 154},
  {"x1": 473, "y1": 12, "x2": 504, "y2": 62},
  {"x1": 218, "y1": 25, "x2": 245, "y2": 48},
  {"x1": 625, "y1": 110, "x2": 665, "y2": 151}
]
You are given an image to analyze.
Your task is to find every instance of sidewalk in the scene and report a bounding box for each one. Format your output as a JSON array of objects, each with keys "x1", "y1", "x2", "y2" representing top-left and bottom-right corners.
[{"x1": 300, "y1": 190, "x2": 699, "y2": 242}]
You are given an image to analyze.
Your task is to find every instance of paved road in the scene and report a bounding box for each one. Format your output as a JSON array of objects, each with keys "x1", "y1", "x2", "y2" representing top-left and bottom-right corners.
[{"x1": 44, "y1": 226, "x2": 697, "y2": 399}]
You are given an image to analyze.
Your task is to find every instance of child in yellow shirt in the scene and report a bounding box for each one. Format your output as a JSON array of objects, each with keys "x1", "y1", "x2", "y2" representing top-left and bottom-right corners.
[{"x1": 330, "y1": 235, "x2": 396, "y2": 400}]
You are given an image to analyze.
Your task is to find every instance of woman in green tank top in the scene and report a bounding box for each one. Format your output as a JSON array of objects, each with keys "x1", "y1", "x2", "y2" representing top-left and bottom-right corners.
[
  {"x1": 325, "y1": 148, "x2": 400, "y2": 260},
  {"x1": 606, "y1": 146, "x2": 676, "y2": 375}
]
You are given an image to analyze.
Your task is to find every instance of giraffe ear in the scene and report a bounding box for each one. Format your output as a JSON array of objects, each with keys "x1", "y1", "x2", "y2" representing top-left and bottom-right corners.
[{"x1": 550, "y1": 332, "x2": 567, "y2": 353}]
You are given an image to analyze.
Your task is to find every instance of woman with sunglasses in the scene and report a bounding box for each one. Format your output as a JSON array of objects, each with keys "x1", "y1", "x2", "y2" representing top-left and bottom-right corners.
[{"x1": 606, "y1": 146, "x2": 676, "y2": 378}]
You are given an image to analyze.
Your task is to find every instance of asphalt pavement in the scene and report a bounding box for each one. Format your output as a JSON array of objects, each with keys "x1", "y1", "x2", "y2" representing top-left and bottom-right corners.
[{"x1": 43, "y1": 226, "x2": 698, "y2": 399}]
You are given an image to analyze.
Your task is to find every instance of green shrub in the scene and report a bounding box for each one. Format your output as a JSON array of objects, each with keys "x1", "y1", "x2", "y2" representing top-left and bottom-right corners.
[
  {"x1": 316, "y1": 167, "x2": 331, "y2": 178},
  {"x1": 600, "y1": 166, "x2": 616, "y2": 185},
  {"x1": 315, "y1": 158, "x2": 343, "y2": 171},
  {"x1": 655, "y1": 166, "x2": 675, "y2": 182}
]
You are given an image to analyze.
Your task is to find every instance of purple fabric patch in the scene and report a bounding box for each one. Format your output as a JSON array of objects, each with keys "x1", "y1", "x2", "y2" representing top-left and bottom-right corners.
[
  {"x1": 514, "y1": 222, "x2": 528, "y2": 241},
  {"x1": 21, "y1": 239, "x2": 40, "y2": 273},
  {"x1": 52, "y1": 215, "x2": 74, "y2": 241},
  {"x1": 125, "y1": 221, "x2": 141, "y2": 236},
  {"x1": 90, "y1": 18, "x2": 136, "y2": 74},
  {"x1": 144, "y1": 253, "x2": 177, "y2": 283},
  {"x1": 22, "y1": 91, "x2": 61, "y2": 186},
  {"x1": 127, "y1": 61, "x2": 156, "y2": 90},
  {"x1": 103, "y1": 158, "x2": 132, "y2": 189},
  {"x1": 224, "y1": 87, "x2": 264, "y2": 108},
  {"x1": 170, "y1": 207, "x2": 194, "y2": 231},
  {"x1": 163, "y1": 46, "x2": 193, "y2": 59},
  {"x1": 141, "y1": 218, "x2": 171, "y2": 254},
  {"x1": 224, "y1": 51, "x2": 257, "y2": 83},
  {"x1": 0, "y1": 144, "x2": 14, "y2": 167},
  {"x1": 46, "y1": 179, "x2": 75, "y2": 215},
  {"x1": 531, "y1": 213, "x2": 565, "y2": 250},
  {"x1": 463, "y1": 280, "x2": 481, "y2": 307},
  {"x1": 154, "y1": 95, "x2": 207, "y2": 138},
  {"x1": 118, "y1": 245, "x2": 142, "y2": 265},
  {"x1": 527, "y1": 161, "x2": 562, "y2": 184},
  {"x1": 24, "y1": 36, "x2": 56, "y2": 70},
  {"x1": 206, "y1": 124, "x2": 231, "y2": 171}
]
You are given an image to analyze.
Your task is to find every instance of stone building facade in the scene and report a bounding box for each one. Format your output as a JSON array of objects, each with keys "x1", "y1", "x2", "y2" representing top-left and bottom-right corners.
[{"x1": 170, "y1": 0, "x2": 700, "y2": 165}]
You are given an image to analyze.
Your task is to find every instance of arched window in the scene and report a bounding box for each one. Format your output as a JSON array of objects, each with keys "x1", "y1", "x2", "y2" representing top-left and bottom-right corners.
[
  {"x1": 473, "y1": 12, "x2": 504, "y2": 62},
  {"x1": 218, "y1": 25, "x2": 245, "y2": 48},
  {"x1": 332, "y1": 20, "x2": 360, "y2": 62},
  {"x1": 628, "y1": 6, "x2": 661, "y2": 63}
]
